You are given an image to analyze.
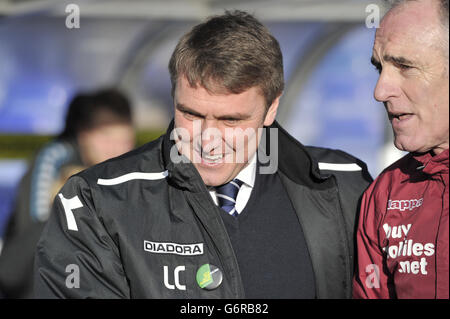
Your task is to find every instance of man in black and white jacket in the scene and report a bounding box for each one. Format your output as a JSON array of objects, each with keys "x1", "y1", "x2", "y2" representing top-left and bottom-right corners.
[{"x1": 34, "y1": 10, "x2": 372, "y2": 299}]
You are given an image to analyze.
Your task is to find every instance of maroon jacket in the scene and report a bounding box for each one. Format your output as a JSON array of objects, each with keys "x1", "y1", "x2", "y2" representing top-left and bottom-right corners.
[{"x1": 353, "y1": 149, "x2": 449, "y2": 299}]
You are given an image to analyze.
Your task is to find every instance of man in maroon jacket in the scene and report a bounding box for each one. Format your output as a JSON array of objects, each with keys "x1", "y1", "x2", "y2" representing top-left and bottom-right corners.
[{"x1": 353, "y1": 0, "x2": 449, "y2": 298}]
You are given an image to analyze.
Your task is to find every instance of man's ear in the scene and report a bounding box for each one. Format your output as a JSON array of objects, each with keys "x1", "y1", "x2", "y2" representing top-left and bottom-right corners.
[{"x1": 263, "y1": 94, "x2": 281, "y2": 126}]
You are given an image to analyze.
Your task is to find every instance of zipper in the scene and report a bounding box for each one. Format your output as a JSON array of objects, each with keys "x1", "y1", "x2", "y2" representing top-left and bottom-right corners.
[
  {"x1": 180, "y1": 163, "x2": 246, "y2": 298},
  {"x1": 330, "y1": 175, "x2": 353, "y2": 298}
]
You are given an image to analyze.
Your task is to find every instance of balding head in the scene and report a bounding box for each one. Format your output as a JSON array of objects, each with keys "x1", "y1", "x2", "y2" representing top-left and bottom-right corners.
[
  {"x1": 383, "y1": 0, "x2": 448, "y2": 57},
  {"x1": 386, "y1": 0, "x2": 448, "y2": 28}
]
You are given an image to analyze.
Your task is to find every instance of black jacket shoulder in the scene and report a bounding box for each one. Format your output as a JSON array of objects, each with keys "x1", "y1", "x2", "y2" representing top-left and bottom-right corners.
[
  {"x1": 306, "y1": 146, "x2": 373, "y2": 183},
  {"x1": 76, "y1": 136, "x2": 166, "y2": 185}
]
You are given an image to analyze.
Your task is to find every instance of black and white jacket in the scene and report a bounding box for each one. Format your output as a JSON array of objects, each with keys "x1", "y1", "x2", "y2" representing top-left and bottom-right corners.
[{"x1": 34, "y1": 121, "x2": 372, "y2": 299}]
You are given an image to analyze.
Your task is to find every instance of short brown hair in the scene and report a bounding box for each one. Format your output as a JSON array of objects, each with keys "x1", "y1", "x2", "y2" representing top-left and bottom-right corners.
[{"x1": 168, "y1": 10, "x2": 284, "y2": 108}]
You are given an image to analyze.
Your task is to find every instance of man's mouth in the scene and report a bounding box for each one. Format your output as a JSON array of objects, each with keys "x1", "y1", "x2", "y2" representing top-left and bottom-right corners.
[
  {"x1": 389, "y1": 112, "x2": 414, "y2": 122},
  {"x1": 202, "y1": 153, "x2": 223, "y2": 163}
]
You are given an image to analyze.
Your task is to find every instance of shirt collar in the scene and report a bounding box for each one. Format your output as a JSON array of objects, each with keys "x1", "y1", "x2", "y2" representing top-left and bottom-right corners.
[{"x1": 235, "y1": 153, "x2": 257, "y2": 188}]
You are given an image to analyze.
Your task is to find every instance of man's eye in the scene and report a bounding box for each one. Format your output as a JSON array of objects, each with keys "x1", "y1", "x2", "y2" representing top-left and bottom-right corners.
[
  {"x1": 183, "y1": 111, "x2": 198, "y2": 119},
  {"x1": 396, "y1": 63, "x2": 412, "y2": 71},
  {"x1": 223, "y1": 118, "x2": 239, "y2": 125}
]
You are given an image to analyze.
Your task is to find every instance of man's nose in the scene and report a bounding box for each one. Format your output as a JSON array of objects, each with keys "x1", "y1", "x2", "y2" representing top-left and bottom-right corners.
[
  {"x1": 374, "y1": 69, "x2": 400, "y2": 103},
  {"x1": 200, "y1": 120, "x2": 223, "y2": 153}
]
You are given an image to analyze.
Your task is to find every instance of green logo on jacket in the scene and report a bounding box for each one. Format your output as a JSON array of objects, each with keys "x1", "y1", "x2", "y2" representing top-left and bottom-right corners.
[{"x1": 196, "y1": 264, "x2": 222, "y2": 290}]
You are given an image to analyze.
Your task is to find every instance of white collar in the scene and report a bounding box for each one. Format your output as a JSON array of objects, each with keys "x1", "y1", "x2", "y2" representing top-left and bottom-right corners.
[
  {"x1": 208, "y1": 154, "x2": 257, "y2": 210},
  {"x1": 234, "y1": 153, "x2": 257, "y2": 188}
]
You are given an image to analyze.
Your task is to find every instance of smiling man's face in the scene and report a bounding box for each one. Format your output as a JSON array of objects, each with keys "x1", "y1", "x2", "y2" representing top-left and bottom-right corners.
[
  {"x1": 173, "y1": 76, "x2": 279, "y2": 187},
  {"x1": 371, "y1": 0, "x2": 449, "y2": 155}
]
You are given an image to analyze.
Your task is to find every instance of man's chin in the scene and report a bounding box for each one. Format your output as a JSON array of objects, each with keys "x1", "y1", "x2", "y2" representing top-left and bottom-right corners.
[
  {"x1": 394, "y1": 139, "x2": 428, "y2": 154},
  {"x1": 195, "y1": 166, "x2": 232, "y2": 187}
]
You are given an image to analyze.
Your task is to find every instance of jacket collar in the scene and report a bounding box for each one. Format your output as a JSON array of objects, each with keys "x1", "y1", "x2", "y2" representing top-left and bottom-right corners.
[
  {"x1": 264, "y1": 121, "x2": 330, "y2": 187},
  {"x1": 414, "y1": 149, "x2": 449, "y2": 175},
  {"x1": 161, "y1": 120, "x2": 207, "y2": 192},
  {"x1": 161, "y1": 119, "x2": 330, "y2": 191}
]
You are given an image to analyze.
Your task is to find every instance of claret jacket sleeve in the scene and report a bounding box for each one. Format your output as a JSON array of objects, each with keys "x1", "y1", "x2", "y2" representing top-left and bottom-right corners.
[{"x1": 34, "y1": 175, "x2": 130, "y2": 298}]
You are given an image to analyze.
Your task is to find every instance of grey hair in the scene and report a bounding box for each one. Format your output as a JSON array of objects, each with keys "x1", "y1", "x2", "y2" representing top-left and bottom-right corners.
[
  {"x1": 385, "y1": 0, "x2": 449, "y2": 64},
  {"x1": 385, "y1": 0, "x2": 449, "y2": 30}
]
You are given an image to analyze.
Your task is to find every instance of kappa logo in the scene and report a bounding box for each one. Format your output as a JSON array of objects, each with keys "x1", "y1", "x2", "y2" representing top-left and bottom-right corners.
[
  {"x1": 144, "y1": 240, "x2": 204, "y2": 256},
  {"x1": 387, "y1": 198, "x2": 423, "y2": 212}
]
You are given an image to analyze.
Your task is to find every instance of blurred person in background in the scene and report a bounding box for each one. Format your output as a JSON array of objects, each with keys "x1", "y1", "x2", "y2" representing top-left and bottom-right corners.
[
  {"x1": 353, "y1": 0, "x2": 449, "y2": 298},
  {"x1": 0, "y1": 88, "x2": 135, "y2": 298}
]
